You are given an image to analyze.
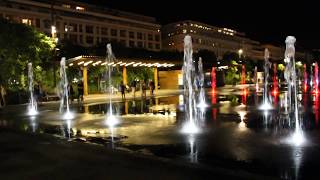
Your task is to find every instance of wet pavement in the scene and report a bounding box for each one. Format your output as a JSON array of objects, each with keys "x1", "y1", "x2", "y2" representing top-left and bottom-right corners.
[{"x1": 1, "y1": 87, "x2": 320, "y2": 179}]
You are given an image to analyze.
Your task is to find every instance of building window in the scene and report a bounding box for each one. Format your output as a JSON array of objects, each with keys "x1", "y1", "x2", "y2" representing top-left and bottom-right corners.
[
  {"x1": 120, "y1": 40, "x2": 126, "y2": 46},
  {"x1": 35, "y1": 18, "x2": 40, "y2": 28},
  {"x1": 96, "y1": 27, "x2": 100, "y2": 34},
  {"x1": 86, "y1": 36, "x2": 93, "y2": 44},
  {"x1": 129, "y1": 31, "x2": 135, "y2": 39},
  {"x1": 155, "y1": 35, "x2": 160, "y2": 42},
  {"x1": 120, "y1": 30, "x2": 126, "y2": 37},
  {"x1": 137, "y1": 32, "x2": 142, "y2": 40},
  {"x1": 86, "y1": 25, "x2": 93, "y2": 34},
  {"x1": 129, "y1": 41, "x2": 135, "y2": 47},
  {"x1": 137, "y1": 41, "x2": 143, "y2": 48},
  {"x1": 101, "y1": 28, "x2": 108, "y2": 35},
  {"x1": 183, "y1": 29, "x2": 187, "y2": 34},
  {"x1": 56, "y1": 21, "x2": 60, "y2": 29},
  {"x1": 70, "y1": 34, "x2": 77, "y2": 43},
  {"x1": 148, "y1": 43, "x2": 153, "y2": 49},
  {"x1": 76, "y1": 6, "x2": 85, "y2": 11},
  {"x1": 96, "y1": 37, "x2": 100, "y2": 44},
  {"x1": 22, "y1": 18, "x2": 32, "y2": 26},
  {"x1": 148, "y1": 34, "x2": 153, "y2": 41},
  {"x1": 101, "y1": 37, "x2": 108, "y2": 43},
  {"x1": 155, "y1": 44, "x2": 160, "y2": 49},
  {"x1": 70, "y1": 23, "x2": 77, "y2": 32},
  {"x1": 43, "y1": 19, "x2": 50, "y2": 29},
  {"x1": 79, "y1": 24, "x2": 82, "y2": 32},
  {"x1": 79, "y1": 35, "x2": 83, "y2": 44},
  {"x1": 62, "y1": 4, "x2": 71, "y2": 8},
  {"x1": 111, "y1": 29, "x2": 117, "y2": 36}
]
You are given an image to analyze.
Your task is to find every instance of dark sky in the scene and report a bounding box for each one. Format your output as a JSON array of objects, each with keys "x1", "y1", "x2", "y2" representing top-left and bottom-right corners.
[{"x1": 80, "y1": 0, "x2": 319, "y2": 50}]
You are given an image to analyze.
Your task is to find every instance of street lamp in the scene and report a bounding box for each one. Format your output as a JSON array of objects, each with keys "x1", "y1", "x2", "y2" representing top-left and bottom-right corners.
[{"x1": 238, "y1": 49, "x2": 243, "y2": 63}]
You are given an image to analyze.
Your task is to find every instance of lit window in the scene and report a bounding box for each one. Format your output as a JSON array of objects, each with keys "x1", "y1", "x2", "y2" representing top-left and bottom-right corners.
[
  {"x1": 22, "y1": 18, "x2": 32, "y2": 25},
  {"x1": 190, "y1": 30, "x2": 193, "y2": 33},
  {"x1": 62, "y1": 4, "x2": 71, "y2": 8},
  {"x1": 218, "y1": 29, "x2": 222, "y2": 33},
  {"x1": 76, "y1": 6, "x2": 85, "y2": 11},
  {"x1": 183, "y1": 29, "x2": 187, "y2": 34}
]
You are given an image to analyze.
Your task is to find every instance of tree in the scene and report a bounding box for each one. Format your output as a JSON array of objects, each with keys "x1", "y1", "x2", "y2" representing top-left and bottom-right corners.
[
  {"x1": 225, "y1": 60, "x2": 240, "y2": 85},
  {"x1": 195, "y1": 50, "x2": 217, "y2": 67},
  {"x1": 0, "y1": 18, "x2": 54, "y2": 91},
  {"x1": 221, "y1": 52, "x2": 239, "y2": 66}
]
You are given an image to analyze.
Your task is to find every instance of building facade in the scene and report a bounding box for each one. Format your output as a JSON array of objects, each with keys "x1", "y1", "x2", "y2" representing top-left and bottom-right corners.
[
  {"x1": 161, "y1": 20, "x2": 310, "y2": 62},
  {"x1": 161, "y1": 20, "x2": 263, "y2": 60},
  {"x1": 0, "y1": 0, "x2": 162, "y2": 51}
]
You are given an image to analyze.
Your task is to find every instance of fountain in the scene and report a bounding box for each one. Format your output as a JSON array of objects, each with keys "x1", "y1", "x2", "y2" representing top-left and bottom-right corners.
[
  {"x1": 105, "y1": 44, "x2": 119, "y2": 127},
  {"x1": 241, "y1": 64, "x2": 246, "y2": 85},
  {"x1": 27, "y1": 62, "x2": 38, "y2": 116},
  {"x1": 273, "y1": 63, "x2": 278, "y2": 96},
  {"x1": 259, "y1": 48, "x2": 273, "y2": 110},
  {"x1": 313, "y1": 62, "x2": 319, "y2": 94},
  {"x1": 284, "y1": 36, "x2": 305, "y2": 146},
  {"x1": 197, "y1": 57, "x2": 207, "y2": 109},
  {"x1": 254, "y1": 66, "x2": 259, "y2": 92},
  {"x1": 211, "y1": 67, "x2": 216, "y2": 94},
  {"x1": 303, "y1": 64, "x2": 308, "y2": 92},
  {"x1": 181, "y1": 35, "x2": 200, "y2": 134},
  {"x1": 59, "y1": 57, "x2": 73, "y2": 119}
]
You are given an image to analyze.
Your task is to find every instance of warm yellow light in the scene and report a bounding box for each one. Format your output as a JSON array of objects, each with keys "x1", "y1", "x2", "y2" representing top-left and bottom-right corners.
[
  {"x1": 125, "y1": 62, "x2": 135, "y2": 66},
  {"x1": 78, "y1": 61, "x2": 84, "y2": 65},
  {"x1": 69, "y1": 63, "x2": 73, "y2": 67},
  {"x1": 84, "y1": 61, "x2": 93, "y2": 66},
  {"x1": 238, "y1": 49, "x2": 243, "y2": 55},
  {"x1": 51, "y1": 26, "x2": 56, "y2": 34}
]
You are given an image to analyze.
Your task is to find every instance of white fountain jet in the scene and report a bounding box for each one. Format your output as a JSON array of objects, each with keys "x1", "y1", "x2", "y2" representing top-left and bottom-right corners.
[
  {"x1": 27, "y1": 62, "x2": 38, "y2": 116},
  {"x1": 284, "y1": 36, "x2": 305, "y2": 146},
  {"x1": 259, "y1": 48, "x2": 273, "y2": 110},
  {"x1": 105, "y1": 44, "x2": 119, "y2": 127},
  {"x1": 197, "y1": 57, "x2": 207, "y2": 109},
  {"x1": 181, "y1": 35, "x2": 200, "y2": 134},
  {"x1": 59, "y1": 57, "x2": 73, "y2": 120}
]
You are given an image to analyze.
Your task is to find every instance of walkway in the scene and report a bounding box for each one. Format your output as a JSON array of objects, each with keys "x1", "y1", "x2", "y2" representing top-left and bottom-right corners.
[{"x1": 83, "y1": 89, "x2": 182, "y2": 104}]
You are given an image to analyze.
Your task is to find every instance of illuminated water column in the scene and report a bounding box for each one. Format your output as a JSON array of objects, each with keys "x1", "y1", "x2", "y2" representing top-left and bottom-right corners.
[
  {"x1": 314, "y1": 93, "x2": 319, "y2": 127},
  {"x1": 314, "y1": 63, "x2": 319, "y2": 94},
  {"x1": 241, "y1": 64, "x2": 246, "y2": 84},
  {"x1": 303, "y1": 64, "x2": 308, "y2": 92},
  {"x1": 273, "y1": 63, "x2": 278, "y2": 96},
  {"x1": 211, "y1": 67, "x2": 216, "y2": 94},
  {"x1": 254, "y1": 66, "x2": 258, "y2": 92},
  {"x1": 242, "y1": 88, "x2": 248, "y2": 105}
]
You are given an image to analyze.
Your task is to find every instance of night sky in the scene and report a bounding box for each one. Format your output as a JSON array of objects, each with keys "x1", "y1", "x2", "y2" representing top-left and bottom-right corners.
[{"x1": 80, "y1": 0, "x2": 319, "y2": 50}]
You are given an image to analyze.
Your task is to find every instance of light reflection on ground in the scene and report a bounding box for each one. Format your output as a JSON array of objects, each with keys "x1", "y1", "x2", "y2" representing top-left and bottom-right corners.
[{"x1": 1, "y1": 87, "x2": 320, "y2": 179}]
